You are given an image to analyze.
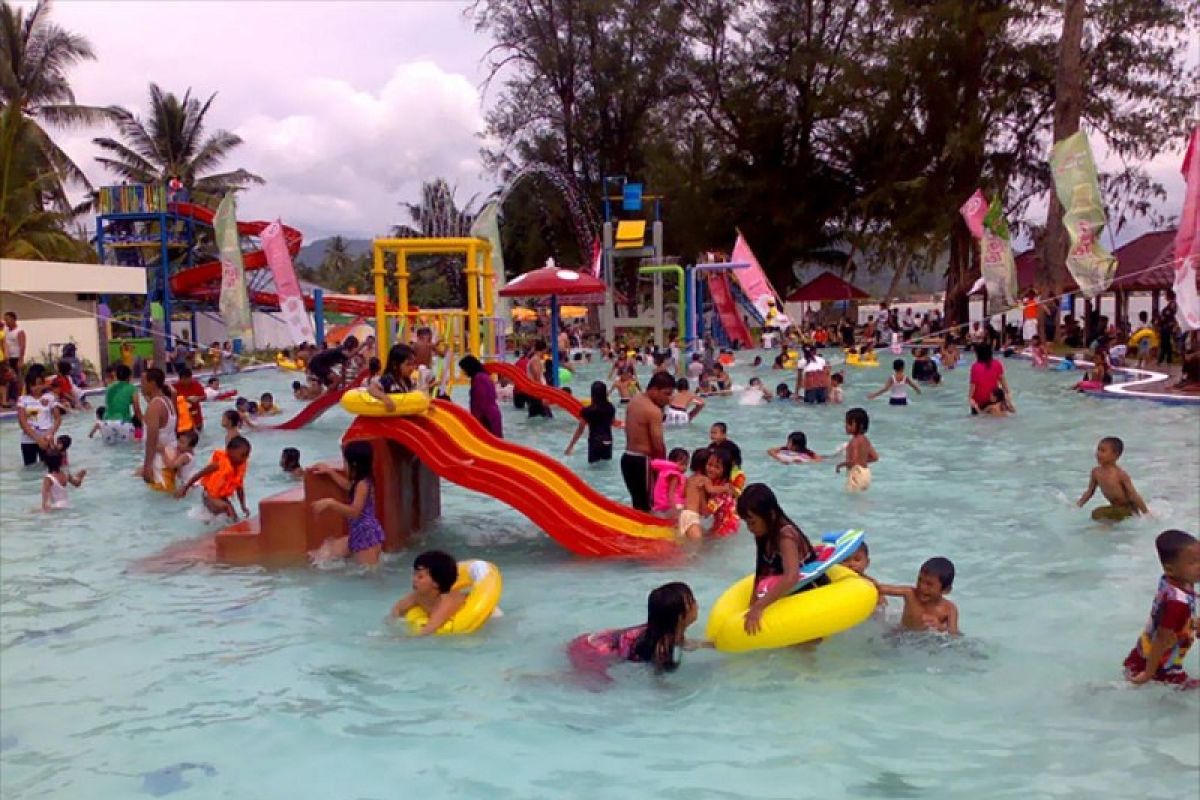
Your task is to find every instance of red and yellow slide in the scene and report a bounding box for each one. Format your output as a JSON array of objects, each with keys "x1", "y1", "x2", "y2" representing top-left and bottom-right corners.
[
  {"x1": 343, "y1": 399, "x2": 676, "y2": 558},
  {"x1": 484, "y1": 361, "x2": 584, "y2": 420}
]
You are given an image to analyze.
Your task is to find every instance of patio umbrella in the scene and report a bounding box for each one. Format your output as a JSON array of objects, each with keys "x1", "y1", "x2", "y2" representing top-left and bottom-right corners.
[{"x1": 500, "y1": 259, "x2": 607, "y2": 386}]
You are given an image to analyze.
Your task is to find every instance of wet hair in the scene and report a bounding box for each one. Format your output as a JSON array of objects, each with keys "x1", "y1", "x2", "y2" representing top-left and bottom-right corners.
[
  {"x1": 246, "y1": 401, "x2": 259, "y2": 414},
  {"x1": 775, "y1": 383, "x2": 792, "y2": 398},
  {"x1": 178, "y1": 366, "x2": 193, "y2": 379},
  {"x1": 846, "y1": 407, "x2": 869, "y2": 434},
  {"x1": 893, "y1": 359, "x2": 905, "y2": 371},
  {"x1": 1156, "y1": 529, "x2": 1197, "y2": 567},
  {"x1": 414, "y1": 549, "x2": 458, "y2": 593},
  {"x1": 178, "y1": 430, "x2": 199, "y2": 449},
  {"x1": 227, "y1": 435, "x2": 251, "y2": 455},
  {"x1": 706, "y1": 445, "x2": 734, "y2": 480},
  {"x1": 976, "y1": 342, "x2": 994, "y2": 364},
  {"x1": 143, "y1": 367, "x2": 173, "y2": 398},
  {"x1": 920, "y1": 557, "x2": 956, "y2": 590},
  {"x1": 714, "y1": 438, "x2": 742, "y2": 467},
  {"x1": 280, "y1": 447, "x2": 301, "y2": 469},
  {"x1": 43, "y1": 450, "x2": 64, "y2": 472},
  {"x1": 95, "y1": 406, "x2": 106, "y2": 419},
  {"x1": 291, "y1": 381, "x2": 302, "y2": 391},
  {"x1": 368, "y1": 357, "x2": 381, "y2": 375},
  {"x1": 786, "y1": 431, "x2": 815, "y2": 457},
  {"x1": 235, "y1": 397, "x2": 249, "y2": 410},
  {"x1": 1099, "y1": 436, "x2": 1124, "y2": 457},
  {"x1": 343, "y1": 440, "x2": 374, "y2": 488},
  {"x1": 57, "y1": 359, "x2": 71, "y2": 376},
  {"x1": 689, "y1": 447, "x2": 710, "y2": 472},
  {"x1": 223, "y1": 409, "x2": 241, "y2": 427},
  {"x1": 384, "y1": 343, "x2": 415, "y2": 379},
  {"x1": 647, "y1": 371, "x2": 675, "y2": 391},
  {"x1": 675, "y1": 377, "x2": 689, "y2": 391},
  {"x1": 56, "y1": 434, "x2": 72, "y2": 452},
  {"x1": 260, "y1": 392, "x2": 273, "y2": 403},
  {"x1": 710, "y1": 421, "x2": 727, "y2": 435},
  {"x1": 458, "y1": 354, "x2": 485, "y2": 378},
  {"x1": 632, "y1": 582, "x2": 696, "y2": 672},
  {"x1": 342, "y1": 335, "x2": 360, "y2": 350},
  {"x1": 668, "y1": 447, "x2": 688, "y2": 465},
  {"x1": 831, "y1": 372, "x2": 844, "y2": 386},
  {"x1": 736, "y1": 483, "x2": 815, "y2": 570}
]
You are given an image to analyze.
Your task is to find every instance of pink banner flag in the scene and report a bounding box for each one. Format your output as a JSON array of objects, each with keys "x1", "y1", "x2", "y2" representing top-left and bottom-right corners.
[
  {"x1": 959, "y1": 190, "x2": 987, "y2": 239},
  {"x1": 730, "y1": 231, "x2": 785, "y2": 323},
  {"x1": 590, "y1": 237, "x2": 602, "y2": 278},
  {"x1": 261, "y1": 220, "x2": 316, "y2": 345},
  {"x1": 1174, "y1": 126, "x2": 1200, "y2": 332}
]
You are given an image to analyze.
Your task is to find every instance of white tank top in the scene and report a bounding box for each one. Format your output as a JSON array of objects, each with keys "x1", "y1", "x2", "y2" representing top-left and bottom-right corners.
[
  {"x1": 890, "y1": 374, "x2": 908, "y2": 399},
  {"x1": 4, "y1": 325, "x2": 22, "y2": 358},
  {"x1": 154, "y1": 395, "x2": 178, "y2": 449},
  {"x1": 44, "y1": 473, "x2": 70, "y2": 509}
]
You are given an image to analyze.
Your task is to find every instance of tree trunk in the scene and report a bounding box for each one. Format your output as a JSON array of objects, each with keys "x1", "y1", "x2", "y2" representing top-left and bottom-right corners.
[
  {"x1": 944, "y1": 222, "x2": 977, "y2": 330},
  {"x1": 884, "y1": 251, "x2": 914, "y2": 305},
  {"x1": 1043, "y1": 0, "x2": 1086, "y2": 342}
]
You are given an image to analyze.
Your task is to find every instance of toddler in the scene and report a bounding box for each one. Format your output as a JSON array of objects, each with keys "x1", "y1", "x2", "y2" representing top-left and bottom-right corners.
[
  {"x1": 835, "y1": 408, "x2": 877, "y2": 492},
  {"x1": 829, "y1": 372, "x2": 845, "y2": 404},
  {"x1": 651, "y1": 447, "x2": 689, "y2": 515},
  {"x1": 41, "y1": 450, "x2": 85, "y2": 511},
  {"x1": 679, "y1": 448, "x2": 729, "y2": 540},
  {"x1": 1124, "y1": 530, "x2": 1199, "y2": 688},
  {"x1": 176, "y1": 436, "x2": 251, "y2": 520}
]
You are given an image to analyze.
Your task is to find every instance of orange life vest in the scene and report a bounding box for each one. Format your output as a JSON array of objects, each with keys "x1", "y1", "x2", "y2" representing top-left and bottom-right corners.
[{"x1": 201, "y1": 450, "x2": 247, "y2": 499}]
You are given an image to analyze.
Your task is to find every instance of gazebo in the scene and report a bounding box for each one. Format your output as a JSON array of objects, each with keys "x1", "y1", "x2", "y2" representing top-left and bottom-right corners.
[{"x1": 784, "y1": 270, "x2": 870, "y2": 325}]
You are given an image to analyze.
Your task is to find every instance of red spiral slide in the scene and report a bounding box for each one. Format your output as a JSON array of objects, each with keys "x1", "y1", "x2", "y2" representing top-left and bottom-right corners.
[
  {"x1": 484, "y1": 361, "x2": 583, "y2": 419},
  {"x1": 166, "y1": 201, "x2": 379, "y2": 317}
]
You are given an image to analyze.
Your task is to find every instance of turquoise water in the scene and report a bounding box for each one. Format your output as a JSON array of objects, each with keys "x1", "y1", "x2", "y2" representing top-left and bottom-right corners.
[{"x1": 2, "y1": 353, "x2": 1197, "y2": 799}]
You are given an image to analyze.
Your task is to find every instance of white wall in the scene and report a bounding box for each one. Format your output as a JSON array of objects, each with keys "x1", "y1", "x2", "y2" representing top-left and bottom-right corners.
[
  {"x1": 0, "y1": 292, "x2": 103, "y2": 368},
  {"x1": 194, "y1": 310, "x2": 319, "y2": 350}
]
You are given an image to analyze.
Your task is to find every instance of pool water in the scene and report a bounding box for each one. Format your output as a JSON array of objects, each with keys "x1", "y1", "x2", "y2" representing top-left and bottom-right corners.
[{"x1": 2, "y1": 353, "x2": 1197, "y2": 799}]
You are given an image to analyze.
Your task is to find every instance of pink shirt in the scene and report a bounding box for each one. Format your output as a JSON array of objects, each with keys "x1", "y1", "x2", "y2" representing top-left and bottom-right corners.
[{"x1": 970, "y1": 360, "x2": 1004, "y2": 406}]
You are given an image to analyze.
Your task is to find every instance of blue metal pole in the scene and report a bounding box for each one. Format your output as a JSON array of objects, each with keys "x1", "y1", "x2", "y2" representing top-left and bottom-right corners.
[
  {"x1": 549, "y1": 295, "x2": 560, "y2": 388},
  {"x1": 161, "y1": 211, "x2": 172, "y2": 347},
  {"x1": 314, "y1": 289, "x2": 325, "y2": 347}
]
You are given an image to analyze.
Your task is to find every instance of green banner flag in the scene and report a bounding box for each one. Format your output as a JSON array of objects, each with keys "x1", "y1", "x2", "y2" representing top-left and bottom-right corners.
[
  {"x1": 1050, "y1": 132, "x2": 1117, "y2": 297},
  {"x1": 980, "y1": 196, "x2": 1018, "y2": 305},
  {"x1": 214, "y1": 194, "x2": 255, "y2": 347}
]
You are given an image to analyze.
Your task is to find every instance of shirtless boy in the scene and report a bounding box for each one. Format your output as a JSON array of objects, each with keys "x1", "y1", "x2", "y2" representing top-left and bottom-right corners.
[
  {"x1": 679, "y1": 448, "x2": 731, "y2": 539},
  {"x1": 1077, "y1": 436, "x2": 1150, "y2": 521},
  {"x1": 621, "y1": 372, "x2": 675, "y2": 511},
  {"x1": 877, "y1": 557, "x2": 959, "y2": 634},
  {"x1": 665, "y1": 377, "x2": 705, "y2": 424}
]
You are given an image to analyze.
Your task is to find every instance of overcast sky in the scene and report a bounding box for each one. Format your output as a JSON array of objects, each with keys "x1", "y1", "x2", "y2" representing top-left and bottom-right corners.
[{"x1": 41, "y1": 1, "x2": 1193, "y2": 246}]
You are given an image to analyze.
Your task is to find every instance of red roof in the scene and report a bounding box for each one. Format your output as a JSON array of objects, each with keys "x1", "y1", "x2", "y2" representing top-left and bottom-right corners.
[
  {"x1": 499, "y1": 264, "x2": 607, "y2": 299},
  {"x1": 1013, "y1": 229, "x2": 1193, "y2": 294},
  {"x1": 785, "y1": 270, "x2": 870, "y2": 302}
]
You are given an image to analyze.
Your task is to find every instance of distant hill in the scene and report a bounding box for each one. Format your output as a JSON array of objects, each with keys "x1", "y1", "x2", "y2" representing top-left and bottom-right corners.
[{"x1": 295, "y1": 237, "x2": 373, "y2": 268}]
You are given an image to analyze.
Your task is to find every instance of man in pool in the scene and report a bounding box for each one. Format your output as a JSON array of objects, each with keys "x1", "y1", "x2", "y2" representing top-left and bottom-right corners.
[
  {"x1": 1076, "y1": 436, "x2": 1149, "y2": 521},
  {"x1": 621, "y1": 372, "x2": 675, "y2": 511}
]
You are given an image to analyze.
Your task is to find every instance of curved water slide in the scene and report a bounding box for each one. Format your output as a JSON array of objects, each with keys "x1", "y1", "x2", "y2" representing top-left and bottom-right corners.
[
  {"x1": 269, "y1": 369, "x2": 370, "y2": 431},
  {"x1": 166, "y1": 201, "x2": 380, "y2": 317},
  {"x1": 484, "y1": 361, "x2": 583, "y2": 420},
  {"x1": 706, "y1": 272, "x2": 754, "y2": 348},
  {"x1": 343, "y1": 400, "x2": 677, "y2": 558}
]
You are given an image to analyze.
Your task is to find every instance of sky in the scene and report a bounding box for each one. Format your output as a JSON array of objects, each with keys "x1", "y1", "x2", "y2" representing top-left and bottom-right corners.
[{"x1": 39, "y1": 1, "x2": 1195, "y2": 246}]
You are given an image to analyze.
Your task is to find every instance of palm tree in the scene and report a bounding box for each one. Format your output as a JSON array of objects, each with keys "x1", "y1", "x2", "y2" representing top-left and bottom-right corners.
[
  {"x1": 0, "y1": 0, "x2": 113, "y2": 212},
  {"x1": 392, "y1": 179, "x2": 480, "y2": 238},
  {"x1": 92, "y1": 83, "x2": 263, "y2": 207}
]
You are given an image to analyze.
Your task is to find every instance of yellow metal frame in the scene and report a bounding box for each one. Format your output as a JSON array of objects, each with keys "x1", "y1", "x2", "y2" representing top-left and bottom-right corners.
[{"x1": 371, "y1": 237, "x2": 496, "y2": 364}]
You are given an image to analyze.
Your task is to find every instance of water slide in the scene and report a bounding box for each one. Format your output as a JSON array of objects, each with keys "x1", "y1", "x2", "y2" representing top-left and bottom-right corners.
[
  {"x1": 484, "y1": 361, "x2": 583, "y2": 420},
  {"x1": 166, "y1": 202, "x2": 379, "y2": 317},
  {"x1": 270, "y1": 369, "x2": 369, "y2": 431},
  {"x1": 343, "y1": 400, "x2": 677, "y2": 558},
  {"x1": 730, "y1": 232, "x2": 785, "y2": 321},
  {"x1": 706, "y1": 272, "x2": 754, "y2": 347}
]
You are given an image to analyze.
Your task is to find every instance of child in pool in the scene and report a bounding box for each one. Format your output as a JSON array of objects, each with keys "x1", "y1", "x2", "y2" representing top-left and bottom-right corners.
[
  {"x1": 176, "y1": 436, "x2": 251, "y2": 520},
  {"x1": 308, "y1": 441, "x2": 386, "y2": 566},
  {"x1": 836, "y1": 407, "x2": 877, "y2": 492},
  {"x1": 875, "y1": 557, "x2": 959, "y2": 634},
  {"x1": 829, "y1": 372, "x2": 845, "y2": 404},
  {"x1": 258, "y1": 392, "x2": 281, "y2": 416},
  {"x1": 982, "y1": 387, "x2": 1010, "y2": 416},
  {"x1": 1077, "y1": 436, "x2": 1150, "y2": 521},
  {"x1": 390, "y1": 550, "x2": 467, "y2": 636},
  {"x1": 740, "y1": 377, "x2": 772, "y2": 404},
  {"x1": 709, "y1": 421, "x2": 727, "y2": 445},
  {"x1": 768, "y1": 431, "x2": 822, "y2": 464},
  {"x1": 775, "y1": 383, "x2": 793, "y2": 401},
  {"x1": 292, "y1": 380, "x2": 322, "y2": 401},
  {"x1": 868, "y1": 359, "x2": 921, "y2": 405},
  {"x1": 204, "y1": 377, "x2": 222, "y2": 400},
  {"x1": 280, "y1": 447, "x2": 304, "y2": 479},
  {"x1": 737, "y1": 483, "x2": 824, "y2": 635},
  {"x1": 1028, "y1": 335, "x2": 1049, "y2": 369},
  {"x1": 651, "y1": 447, "x2": 689, "y2": 515},
  {"x1": 156, "y1": 430, "x2": 199, "y2": 493},
  {"x1": 87, "y1": 406, "x2": 105, "y2": 438},
  {"x1": 1124, "y1": 530, "x2": 1199, "y2": 688},
  {"x1": 679, "y1": 448, "x2": 730, "y2": 539},
  {"x1": 41, "y1": 449, "x2": 85, "y2": 511},
  {"x1": 565, "y1": 381, "x2": 618, "y2": 462},
  {"x1": 610, "y1": 368, "x2": 640, "y2": 405},
  {"x1": 568, "y1": 582, "x2": 708, "y2": 677}
]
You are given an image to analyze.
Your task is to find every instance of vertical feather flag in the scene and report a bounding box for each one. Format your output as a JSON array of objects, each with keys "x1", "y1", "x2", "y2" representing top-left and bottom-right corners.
[
  {"x1": 215, "y1": 194, "x2": 255, "y2": 348},
  {"x1": 1050, "y1": 132, "x2": 1117, "y2": 297},
  {"x1": 1173, "y1": 127, "x2": 1200, "y2": 332},
  {"x1": 261, "y1": 219, "x2": 315, "y2": 345}
]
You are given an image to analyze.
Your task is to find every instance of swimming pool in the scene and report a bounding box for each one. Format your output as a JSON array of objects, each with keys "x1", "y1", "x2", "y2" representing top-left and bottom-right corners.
[{"x1": 2, "y1": 353, "x2": 1197, "y2": 799}]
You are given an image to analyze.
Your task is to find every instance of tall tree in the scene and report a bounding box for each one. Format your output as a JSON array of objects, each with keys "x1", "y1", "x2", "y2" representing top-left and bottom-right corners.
[{"x1": 92, "y1": 84, "x2": 263, "y2": 207}]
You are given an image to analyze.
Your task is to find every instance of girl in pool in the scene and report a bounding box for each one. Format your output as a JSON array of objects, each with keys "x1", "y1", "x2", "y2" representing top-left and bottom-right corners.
[
  {"x1": 1027, "y1": 335, "x2": 1049, "y2": 369},
  {"x1": 767, "y1": 431, "x2": 822, "y2": 464},
  {"x1": 565, "y1": 381, "x2": 618, "y2": 462},
  {"x1": 41, "y1": 449, "x2": 85, "y2": 511},
  {"x1": 568, "y1": 582, "x2": 708, "y2": 678},
  {"x1": 308, "y1": 441, "x2": 386, "y2": 566},
  {"x1": 650, "y1": 447, "x2": 689, "y2": 514},
  {"x1": 737, "y1": 483, "x2": 824, "y2": 636}
]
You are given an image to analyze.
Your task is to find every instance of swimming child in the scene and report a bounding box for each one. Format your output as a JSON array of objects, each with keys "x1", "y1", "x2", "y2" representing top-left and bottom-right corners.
[
  {"x1": 767, "y1": 431, "x2": 822, "y2": 464},
  {"x1": 737, "y1": 483, "x2": 824, "y2": 635},
  {"x1": 651, "y1": 447, "x2": 689, "y2": 515},
  {"x1": 1028, "y1": 335, "x2": 1049, "y2": 369},
  {"x1": 875, "y1": 557, "x2": 960, "y2": 634},
  {"x1": 739, "y1": 377, "x2": 772, "y2": 405},
  {"x1": 280, "y1": 447, "x2": 304, "y2": 478},
  {"x1": 704, "y1": 444, "x2": 743, "y2": 537},
  {"x1": 836, "y1": 407, "x2": 877, "y2": 492},
  {"x1": 829, "y1": 372, "x2": 845, "y2": 404},
  {"x1": 258, "y1": 392, "x2": 281, "y2": 416},
  {"x1": 679, "y1": 448, "x2": 730, "y2": 539},
  {"x1": 664, "y1": 378, "x2": 705, "y2": 424},
  {"x1": 566, "y1": 381, "x2": 618, "y2": 462},
  {"x1": 308, "y1": 441, "x2": 386, "y2": 566},
  {"x1": 176, "y1": 436, "x2": 251, "y2": 520},
  {"x1": 709, "y1": 421, "x2": 727, "y2": 445},
  {"x1": 775, "y1": 383, "x2": 792, "y2": 401},
  {"x1": 982, "y1": 387, "x2": 1011, "y2": 416},
  {"x1": 293, "y1": 380, "x2": 322, "y2": 401},
  {"x1": 1076, "y1": 436, "x2": 1150, "y2": 521},
  {"x1": 151, "y1": 429, "x2": 199, "y2": 493},
  {"x1": 868, "y1": 359, "x2": 921, "y2": 405},
  {"x1": 41, "y1": 449, "x2": 85, "y2": 511},
  {"x1": 389, "y1": 550, "x2": 467, "y2": 636},
  {"x1": 568, "y1": 582, "x2": 707, "y2": 678},
  {"x1": 1123, "y1": 530, "x2": 1199, "y2": 688}
]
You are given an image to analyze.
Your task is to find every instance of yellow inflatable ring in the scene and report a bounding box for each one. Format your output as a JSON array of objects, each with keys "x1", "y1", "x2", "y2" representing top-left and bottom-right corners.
[
  {"x1": 405, "y1": 560, "x2": 503, "y2": 636},
  {"x1": 275, "y1": 355, "x2": 304, "y2": 371},
  {"x1": 845, "y1": 351, "x2": 878, "y2": 367},
  {"x1": 782, "y1": 351, "x2": 799, "y2": 369},
  {"x1": 1128, "y1": 328, "x2": 1159, "y2": 349},
  {"x1": 704, "y1": 565, "x2": 877, "y2": 652},
  {"x1": 339, "y1": 387, "x2": 430, "y2": 417}
]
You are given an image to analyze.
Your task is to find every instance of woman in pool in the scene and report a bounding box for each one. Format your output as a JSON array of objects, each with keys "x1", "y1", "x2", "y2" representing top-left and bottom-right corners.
[
  {"x1": 968, "y1": 343, "x2": 1012, "y2": 415},
  {"x1": 459, "y1": 355, "x2": 502, "y2": 438},
  {"x1": 568, "y1": 582, "x2": 707, "y2": 677}
]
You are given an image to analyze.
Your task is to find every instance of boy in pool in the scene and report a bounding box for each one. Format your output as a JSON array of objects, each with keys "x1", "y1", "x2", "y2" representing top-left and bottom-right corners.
[
  {"x1": 176, "y1": 436, "x2": 251, "y2": 520},
  {"x1": 1124, "y1": 530, "x2": 1199, "y2": 688},
  {"x1": 258, "y1": 392, "x2": 281, "y2": 416},
  {"x1": 875, "y1": 557, "x2": 959, "y2": 635},
  {"x1": 390, "y1": 550, "x2": 467, "y2": 636},
  {"x1": 709, "y1": 421, "x2": 727, "y2": 445},
  {"x1": 280, "y1": 447, "x2": 304, "y2": 479},
  {"x1": 1076, "y1": 436, "x2": 1149, "y2": 521},
  {"x1": 835, "y1": 408, "x2": 877, "y2": 492}
]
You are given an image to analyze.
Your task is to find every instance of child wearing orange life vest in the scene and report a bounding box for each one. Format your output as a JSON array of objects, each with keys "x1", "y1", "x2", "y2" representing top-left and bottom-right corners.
[{"x1": 176, "y1": 436, "x2": 251, "y2": 520}]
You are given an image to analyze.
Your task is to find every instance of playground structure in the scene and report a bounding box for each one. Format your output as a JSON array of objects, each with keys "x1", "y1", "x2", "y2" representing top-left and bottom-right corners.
[{"x1": 599, "y1": 176, "x2": 668, "y2": 345}]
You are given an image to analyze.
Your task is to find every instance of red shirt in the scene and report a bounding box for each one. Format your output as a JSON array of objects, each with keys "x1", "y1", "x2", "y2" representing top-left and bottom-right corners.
[
  {"x1": 969, "y1": 360, "x2": 1004, "y2": 406},
  {"x1": 173, "y1": 378, "x2": 207, "y2": 424}
]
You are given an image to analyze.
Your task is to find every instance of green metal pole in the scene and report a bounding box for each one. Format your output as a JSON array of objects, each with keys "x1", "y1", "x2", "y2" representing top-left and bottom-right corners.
[{"x1": 638, "y1": 264, "x2": 685, "y2": 343}]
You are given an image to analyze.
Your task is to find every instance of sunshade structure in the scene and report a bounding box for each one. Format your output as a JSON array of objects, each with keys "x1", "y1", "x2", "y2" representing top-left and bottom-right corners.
[
  {"x1": 785, "y1": 271, "x2": 871, "y2": 303},
  {"x1": 500, "y1": 261, "x2": 607, "y2": 385}
]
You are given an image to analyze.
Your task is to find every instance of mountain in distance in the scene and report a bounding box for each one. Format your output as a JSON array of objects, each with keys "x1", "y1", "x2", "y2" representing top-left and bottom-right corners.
[{"x1": 295, "y1": 236, "x2": 373, "y2": 268}]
